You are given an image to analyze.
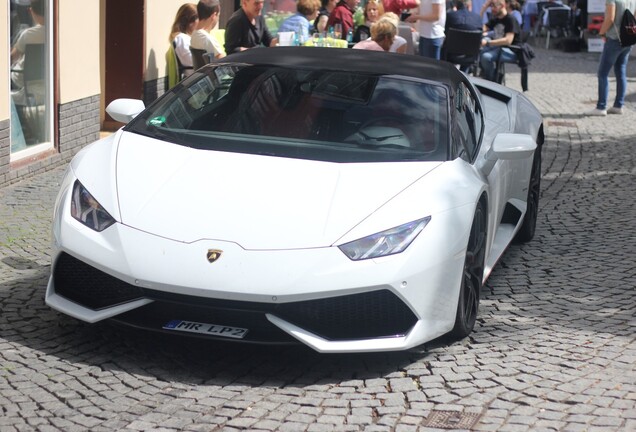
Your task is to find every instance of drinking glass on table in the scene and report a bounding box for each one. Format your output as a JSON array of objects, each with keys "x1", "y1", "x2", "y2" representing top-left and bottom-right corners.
[
  {"x1": 334, "y1": 23, "x2": 342, "y2": 39},
  {"x1": 313, "y1": 31, "x2": 325, "y2": 47}
]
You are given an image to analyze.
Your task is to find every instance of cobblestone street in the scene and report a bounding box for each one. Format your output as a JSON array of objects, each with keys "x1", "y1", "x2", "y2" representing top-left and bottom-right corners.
[{"x1": 1, "y1": 46, "x2": 635, "y2": 431}]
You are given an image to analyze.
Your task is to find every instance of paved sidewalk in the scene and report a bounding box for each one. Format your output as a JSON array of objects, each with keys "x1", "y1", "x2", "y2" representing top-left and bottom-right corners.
[{"x1": 1, "y1": 45, "x2": 635, "y2": 432}]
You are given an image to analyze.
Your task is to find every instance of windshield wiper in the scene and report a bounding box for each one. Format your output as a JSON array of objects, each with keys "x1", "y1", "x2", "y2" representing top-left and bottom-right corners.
[
  {"x1": 357, "y1": 130, "x2": 404, "y2": 142},
  {"x1": 346, "y1": 142, "x2": 409, "y2": 150}
]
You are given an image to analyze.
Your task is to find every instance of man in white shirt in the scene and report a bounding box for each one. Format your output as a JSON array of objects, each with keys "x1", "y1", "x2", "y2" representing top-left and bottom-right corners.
[
  {"x1": 11, "y1": 0, "x2": 45, "y2": 105},
  {"x1": 11, "y1": 0, "x2": 45, "y2": 88},
  {"x1": 405, "y1": 0, "x2": 447, "y2": 59},
  {"x1": 190, "y1": 0, "x2": 226, "y2": 60}
]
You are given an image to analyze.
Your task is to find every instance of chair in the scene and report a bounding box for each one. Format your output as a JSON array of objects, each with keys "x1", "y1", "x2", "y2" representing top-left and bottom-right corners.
[
  {"x1": 442, "y1": 28, "x2": 483, "y2": 75},
  {"x1": 495, "y1": 42, "x2": 533, "y2": 92},
  {"x1": 189, "y1": 47, "x2": 208, "y2": 71},
  {"x1": 531, "y1": 1, "x2": 562, "y2": 37},
  {"x1": 167, "y1": 42, "x2": 192, "y2": 89},
  {"x1": 492, "y1": 18, "x2": 534, "y2": 92},
  {"x1": 543, "y1": 8, "x2": 571, "y2": 48},
  {"x1": 535, "y1": 1, "x2": 552, "y2": 13},
  {"x1": 353, "y1": 25, "x2": 370, "y2": 43},
  {"x1": 173, "y1": 41, "x2": 192, "y2": 80},
  {"x1": 11, "y1": 43, "x2": 46, "y2": 142},
  {"x1": 398, "y1": 23, "x2": 415, "y2": 55}
]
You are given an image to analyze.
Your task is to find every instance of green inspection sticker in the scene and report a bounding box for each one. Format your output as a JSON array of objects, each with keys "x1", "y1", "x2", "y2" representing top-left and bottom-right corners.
[{"x1": 148, "y1": 116, "x2": 166, "y2": 126}]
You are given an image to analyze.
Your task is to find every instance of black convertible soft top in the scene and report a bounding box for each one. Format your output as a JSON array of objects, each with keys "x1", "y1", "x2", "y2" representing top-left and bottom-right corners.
[{"x1": 209, "y1": 46, "x2": 464, "y2": 88}]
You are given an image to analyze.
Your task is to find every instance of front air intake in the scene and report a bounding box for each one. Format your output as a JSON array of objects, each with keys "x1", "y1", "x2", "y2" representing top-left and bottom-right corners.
[{"x1": 53, "y1": 253, "x2": 144, "y2": 310}]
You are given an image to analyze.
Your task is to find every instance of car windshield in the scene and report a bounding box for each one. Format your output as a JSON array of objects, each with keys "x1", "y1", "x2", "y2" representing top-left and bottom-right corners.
[{"x1": 126, "y1": 64, "x2": 450, "y2": 163}]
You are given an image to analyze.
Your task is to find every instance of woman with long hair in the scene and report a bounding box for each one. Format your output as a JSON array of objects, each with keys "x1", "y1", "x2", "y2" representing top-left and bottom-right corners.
[
  {"x1": 364, "y1": 0, "x2": 385, "y2": 25},
  {"x1": 314, "y1": 0, "x2": 338, "y2": 33},
  {"x1": 169, "y1": 3, "x2": 199, "y2": 78}
]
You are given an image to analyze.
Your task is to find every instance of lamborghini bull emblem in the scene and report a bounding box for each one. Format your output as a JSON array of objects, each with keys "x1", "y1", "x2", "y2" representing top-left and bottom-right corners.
[{"x1": 206, "y1": 249, "x2": 223, "y2": 263}]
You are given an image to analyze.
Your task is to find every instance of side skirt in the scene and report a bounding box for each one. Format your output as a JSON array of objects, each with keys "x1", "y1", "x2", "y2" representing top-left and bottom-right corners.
[{"x1": 483, "y1": 200, "x2": 525, "y2": 281}]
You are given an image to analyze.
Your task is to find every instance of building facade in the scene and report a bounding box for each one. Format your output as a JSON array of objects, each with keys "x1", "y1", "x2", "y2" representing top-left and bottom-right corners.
[{"x1": 1, "y1": 0, "x2": 238, "y2": 188}]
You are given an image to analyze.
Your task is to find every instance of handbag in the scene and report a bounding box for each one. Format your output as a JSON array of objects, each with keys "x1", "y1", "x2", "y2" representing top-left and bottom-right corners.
[{"x1": 618, "y1": 7, "x2": 636, "y2": 47}]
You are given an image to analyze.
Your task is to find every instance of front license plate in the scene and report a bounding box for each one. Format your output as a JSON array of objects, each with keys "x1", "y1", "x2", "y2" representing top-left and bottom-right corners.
[{"x1": 163, "y1": 320, "x2": 248, "y2": 339}]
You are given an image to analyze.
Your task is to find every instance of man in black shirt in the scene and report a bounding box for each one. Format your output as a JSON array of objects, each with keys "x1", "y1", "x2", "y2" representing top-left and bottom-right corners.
[
  {"x1": 479, "y1": 0, "x2": 520, "y2": 81},
  {"x1": 225, "y1": 0, "x2": 277, "y2": 54}
]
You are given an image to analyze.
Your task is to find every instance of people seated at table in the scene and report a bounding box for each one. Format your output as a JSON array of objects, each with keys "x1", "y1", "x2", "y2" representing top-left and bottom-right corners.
[
  {"x1": 170, "y1": 3, "x2": 199, "y2": 78},
  {"x1": 479, "y1": 0, "x2": 521, "y2": 81},
  {"x1": 364, "y1": 0, "x2": 385, "y2": 25},
  {"x1": 278, "y1": 0, "x2": 321, "y2": 44},
  {"x1": 225, "y1": 0, "x2": 277, "y2": 54},
  {"x1": 380, "y1": 12, "x2": 409, "y2": 53},
  {"x1": 191, "y1": 0, "x2": 225, "y2": 59},
  {"x1": 445, "y1": 0, "x2": 482, "y2": 31},
  {"x1": 314, "y1": 0, "x2": 338, "y2": 33},
  {"x1": 353, "y1": 0, "x2": 383, "y2": 41},
  {"x1": 353, "y1": 19, "x2": 398, "y2": 51},
  {"x1": 327, "y1": 0, "x2": 360, "y2": 39}
]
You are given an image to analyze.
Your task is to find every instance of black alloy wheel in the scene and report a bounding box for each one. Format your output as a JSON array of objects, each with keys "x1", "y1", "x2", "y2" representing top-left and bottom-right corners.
[{"x1": 450, "y1": 201, "x2": 486, "y2": 340}]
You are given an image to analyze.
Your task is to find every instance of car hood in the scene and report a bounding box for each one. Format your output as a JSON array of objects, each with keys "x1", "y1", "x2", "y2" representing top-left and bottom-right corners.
[{"x1": 116, "y1": 133, "x2": 441, "y2": 249}]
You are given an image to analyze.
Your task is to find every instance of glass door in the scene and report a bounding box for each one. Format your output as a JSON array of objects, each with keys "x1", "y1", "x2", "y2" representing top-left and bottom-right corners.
[{"x1": 9, "y1": 0, "x2": 52, "y2": 159}]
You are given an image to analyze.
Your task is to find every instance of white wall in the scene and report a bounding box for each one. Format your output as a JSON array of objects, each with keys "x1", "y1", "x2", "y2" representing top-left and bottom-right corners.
[
  {"x1": 145, "y1": 0, "x2": 190, "y2": 81},
  {"x1": 58, "y1": 0, "x2": 101, "y2": 103}
]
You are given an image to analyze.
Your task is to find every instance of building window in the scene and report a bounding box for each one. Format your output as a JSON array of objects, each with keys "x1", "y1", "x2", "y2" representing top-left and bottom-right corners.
[{"x1": 9, "y1": 0, "x2": 52, "y2": 158}]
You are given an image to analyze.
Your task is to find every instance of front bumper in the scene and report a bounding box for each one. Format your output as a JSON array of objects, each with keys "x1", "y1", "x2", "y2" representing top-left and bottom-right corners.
[
  {"x1": 47, "y1": 182, "x2": 468, "y2": 353},
  {"x1": 51, "y1": 252, "x2": 418, "y2": 344}
]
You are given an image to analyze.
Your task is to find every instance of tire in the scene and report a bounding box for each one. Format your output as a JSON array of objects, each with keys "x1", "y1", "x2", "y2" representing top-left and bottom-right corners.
[
  {"x1": 450, "y1": 201, "x2": 486, "y2": 340},
  {"x1": 515, "y1": 144, "x2": 542, "y2": 243}
]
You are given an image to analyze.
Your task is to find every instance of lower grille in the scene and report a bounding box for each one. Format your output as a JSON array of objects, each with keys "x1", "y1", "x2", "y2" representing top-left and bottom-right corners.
[
  {"x1": 113, "y1": 301, "x2": 295, "y2": 344},
  {"x1": 53, "y1": 253, "x2": 418, "y2": 342},
  {"x1": 276, "y1": 290, "x2": 417, "y2": 340},
  {"x1": 147, "y1": 290, "x2": 418, "y2": 341},
  {"x1": 53, "y1": 253, "x2": 144, "y2": 310}
]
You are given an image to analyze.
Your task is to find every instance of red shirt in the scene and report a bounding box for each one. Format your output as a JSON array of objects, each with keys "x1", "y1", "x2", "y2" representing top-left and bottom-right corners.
[
  {"x1": 327, "y1": 2, "x2": 355, "y2": 39},
  {"x1": 382, "y1": 0, "x2": 420, "y2": 15}
]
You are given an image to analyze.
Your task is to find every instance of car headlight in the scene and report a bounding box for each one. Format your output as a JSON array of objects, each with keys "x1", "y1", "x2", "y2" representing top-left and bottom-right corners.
[
  {"x1": 70, "y1": 180, "x2": 115, "y2": 232},
  {"x1": 338, "y1": 217, "x2": 431, "y2": 261}
]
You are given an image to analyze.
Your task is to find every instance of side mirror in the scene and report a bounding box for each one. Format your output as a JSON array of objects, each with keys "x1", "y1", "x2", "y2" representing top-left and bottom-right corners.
[
  {"x1": 106, "y1": 99, "x2": 145, "y2": 124},
  {"x1": 486, "y1": 133, "x2": 536, "y2": 161},
  {"x1": 481, "y1": 133, "x2": 537, "y2": 176}
]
